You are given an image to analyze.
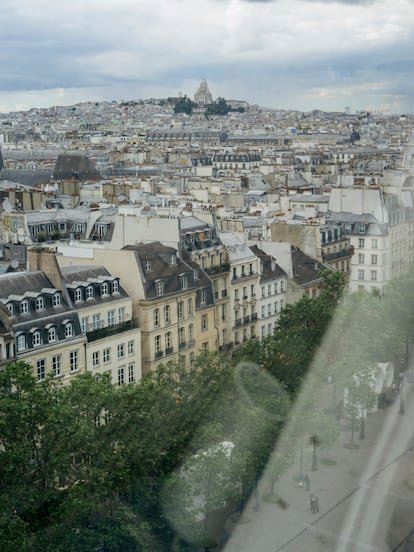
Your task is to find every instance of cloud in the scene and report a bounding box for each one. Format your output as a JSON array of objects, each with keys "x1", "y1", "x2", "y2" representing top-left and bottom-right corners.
[{"x1": 0, "y1": 0, "x2": 413, "y2": 112}]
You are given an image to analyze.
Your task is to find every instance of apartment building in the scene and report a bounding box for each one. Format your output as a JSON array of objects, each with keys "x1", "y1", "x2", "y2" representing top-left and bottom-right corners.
[
  {"x1": 180, "y1": 216, "x2": 232, "y2": 352},
  {"x1": 0, "y1": 271, "x2": 86, "y2": 382},
  {"x1": 250, "y1": 245, "x2": 288, "y2": 339},
  {"x1": 54, "y1": 242, "x2": 216, "y2": 375},
  {"x1": 220, "y1": 232, "x2": 260, "y2": 347},
  {"x1": 61, "y1": 265, "x2": 142, "y2": 385}
]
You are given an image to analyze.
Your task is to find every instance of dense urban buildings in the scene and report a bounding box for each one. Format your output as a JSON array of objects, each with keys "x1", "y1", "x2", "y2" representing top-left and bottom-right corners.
[{"x1": 1, "y1": 86, "x2": 414, "y2": 383}]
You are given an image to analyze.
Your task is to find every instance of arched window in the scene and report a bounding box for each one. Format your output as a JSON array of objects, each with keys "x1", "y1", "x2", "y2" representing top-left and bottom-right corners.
[
  {"x1": 48, "y1": 327, "x2": 57, "y2": 342},
  {"x1": 35, "y1": 297, "x2": 44, "y2": 312},
  {"x1": 53, "y1": 293, "x2": 61, "y2": 307},
  {"x1": 112, "y1": 280, "x2": 119, "y2": 293},
  {"x1": 101, "y1": 282, "x2": 109, "y2": 297},
  {"x1": 6, "y1": 303, "x2": 14, "y2": 316},
  {"x1": 74, "y1": 288, "x2": 82, "y2": 302},
  {"x1": 20, "y1": 300, "x2": 29, "y2": 315},
  {"x1": 32, "y1": 330, "x2": 41, "y2": 347},
  {"x1": 17, "y1": 334, "x2": 27, "y2": 352},
  {"x1": 86, "y1": 286, "x2": 94, "y2": 300},
  {"x1": 65, "y1": 322, "x2": 73, "y2": 338}
]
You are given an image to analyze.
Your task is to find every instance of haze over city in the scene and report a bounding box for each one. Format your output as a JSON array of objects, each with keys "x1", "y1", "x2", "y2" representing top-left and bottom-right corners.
[{"x1": 1, "y1": 0, "x2": 413, "y2": 114}]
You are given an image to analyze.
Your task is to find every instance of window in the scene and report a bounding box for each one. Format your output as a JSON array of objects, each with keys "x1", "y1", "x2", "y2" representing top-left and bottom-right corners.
[
  {"x1": 70, "y1": 350, "x2": 79, "y2": 372},
  {"x1": 128, "y1": 340, "x2": 134, "y2": 355},
  {"x1": 261, "y1": 305, "x2": 265, "y2": 317},
  {"x1": 17, "y1": 334, "x2": 26, "y2": 352},
  {"x1": 145, "y1": 259, "x2": 152, "y2": 271},
  {"x1": 53, "y1": 293, "x2": 61, "y2": 307},
  {"x1": 358, "y1": 254, "x2": 365, "y2": 264},
  {"x1": 221, "y1": 303, "x2": 226, "y2": 321},
  {"x1": 261, "y1": 286, "x2": 265, "y2": 298},
  {"x1": 92, "y1": 314, "x2": 101, "y2": 330},
  {"x1": 37, "y1": 359, "x2": 46, "y2": 382},
  {"x1": 358, "y1": 269, "x2": 365, "y2": 281},
  {"x1": 86, "y1": 286, "x2": 94, "y2": 300},
  {"x1": 6, "y1": 303, "x2": 14, "y2": 316},
  {"x1": 178, "y1": 301, "x2": 184, "y2": 320},
  {"x1": 118, "y1": 307, "x2": 125, "y2": 323},
  {"x1": 53, "y1": 355, "x2": 61, "y2": 377},
  {"x1": 358, "y1": 238, "x2": 365, "y2": 248},
  {"x1": 274, "y1": 282, "x2": 278, "y2": 294},
  {"x1": 112, "y1": 280, "x2": 119, "y2": 293},
  {"x1": 81, "y1": 317, "x2": 88, "y2": 334},
  {"x1": 165, "y1": 332, "x2": 172, "y2": 351},
  {"x1": 154, "y1": 308, "x2": 160, "y2": 328},
  {"x1": 371, "y1": 254, "x2": 378, "y2": 265},
  {"x1": 92, "y1": 351, "x2": 100, "y2": 367},
  {"x1": 233, "y1": 267, "x2": 237, "y2": 279},
  {"x1": 201, "y1": 314, "x2": 208, "y2": 331},
  {"x1": 65, "y1": 323, "x2": 73, "y2": 338},
  {"x1": 75, "y1": 288, "x2": 82, "y2": 302},
  {"x1": 268, "y1": 284, "x2": 271, "y2": 295},
  {"x1": 164, "y1": 305, "x2": 171, "y2": 324},
  {"x1": 35, "y1": 297, "x2": 44, "y2": 311},
  {"x1": 181, "y1": 275, "x2": 188, "y2": 290},
  {"x1": 201, "y1": 256, "x2": 206, "y2": 269},
  {"x1": 155, "y1": 335, "x2": 161, "y2": 353},
  {"x1": 268, "y1": 304, "x2": 272, "y2": 315},
  {"x1": 189, "y1": 324, "x2": 194, "y2": 342},
  {"x1": 101, "y1": 283, "x2": 109, "y2": 297},
  {"x1": 188, "y1": 298, "x2": 193, "y2": 316},
  {"x1": 32, "y1": 330, "x2": 41, "y2": 347},
  {"x1": 128, "y1": 363, "x2": 135, "y2": 383},
  {"x1": 179, "y1": 326, "x2": 185, "y2": 345},
  {"x1": 200, "y1": 289, "x2": 206, "y2": 304},
  {"x1": 371, "y1": 270, "x2": 377, "y2": 281},
  {"x1": 103, "y1": 348, "x2": 111, "y2": 363},
  {"x1": 202, "y1": 342, "x2": 209, "y2": 351},
  {"x1": 117, "y1": 343, "x2": 125, "y2": 359},
  {"x1": 118, "y1": 366, "x2": 125, "y2": 386},
  {"x1": 155, "y1": 281, "x2": 164, "y2": 296},
  {"x1": 107, "y1": 310, "x2": 115, "y2": 327},
  {"x1": 190, "y1": 352, "x2": 195, "y2": 368},
  {"x1": 243, "y1": 286, "x2": 248, "y2": 299},
  {"x1": 20, "y1": 300, "x2": 29, "y2": 315},
  {"x1": 359, "y1": 224, "x2": 366, "y2": 234},
  {"x1": 280, "y1": 281, "x2": 284, "y2": 292},
  {"x1": 193, "y1": 268, "x2": 199, "y2": 280},
  {"x1": 372, "y1": 239, "x2": 378, "y2": 249},
  {"x1": 48, "y1": 327, "x2": 57, "y2": 342}
]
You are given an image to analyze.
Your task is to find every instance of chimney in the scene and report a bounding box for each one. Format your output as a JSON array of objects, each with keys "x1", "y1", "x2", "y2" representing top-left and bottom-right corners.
[{"x1": 27, "y1": 247, "x2": 65, "y2": 291}]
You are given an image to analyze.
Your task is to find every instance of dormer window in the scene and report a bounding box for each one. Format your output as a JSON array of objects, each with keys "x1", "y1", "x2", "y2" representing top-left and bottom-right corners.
[
  {"x1": 170, "y1": 253, "x2": 176, "y2": 265},
  {"x1": 35, "y1": 297, "x2": 44, "y2": 312},
  {"x1": 86, "y1": 286, "x2": 94, "y2": 300},
  {"x1": 101, "y1": 283, "x2": 109, "y2": 297},
  {"x1": 20, "y1": 300, "x2": 29, "y2": 315},
  {"x1": 145, "y1": 259, "x2": 152, "y2": 272},
  {"x1": 112, "y1": 280, "x2": 119, "y2": 293},
  {"x1": 53, "y1": 293, "x2": 61, "y2": 307},
  {"x1": 73, "y1": 289, "x2": 81, "y2": 302},
  {"x1": 16, "y1": 334, "x2": 27, "y2": 352},
  {"x1": 48, "y1": 327, "x2": 57, "y2": 343},
  {"x1": 155, "y1": 280, "x2": 164, "y2": 296},
  {"x1": 64, "y1": 322, "x2": 73, "y2": 338},
  {"x1": 193, "y1": 269, "x2": 199, "y2": 280},
  {"x1": 32, "y1": 330, "x2": 41, "y2": 347},
  {"x1": 181, "y1": 274, "x2": 188, "y2": 290},
  {"x1": 6, "y1": 303, "x2": 14, "y2": 316}
]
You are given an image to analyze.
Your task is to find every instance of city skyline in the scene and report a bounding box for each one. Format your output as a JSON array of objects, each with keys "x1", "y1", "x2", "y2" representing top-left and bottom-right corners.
[{"x1": 1, "y1": 0, "x2": 413, "y2": 114}]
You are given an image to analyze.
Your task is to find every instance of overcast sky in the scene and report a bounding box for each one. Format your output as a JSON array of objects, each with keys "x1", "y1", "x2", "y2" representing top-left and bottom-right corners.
[{"x1": 1, "y1": 0, "x2": 413, "y2": 114}]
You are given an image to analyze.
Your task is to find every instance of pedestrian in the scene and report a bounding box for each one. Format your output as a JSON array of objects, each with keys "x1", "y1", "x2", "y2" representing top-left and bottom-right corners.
[
  {"x1": 309, "y1": 493, "x2": 315, "y2": 513},
  {"x1": 304, "y1": 473, "x2": 310, "y2": 491},
  {"x1": 314, "y1": 495, "x2": 319, "y2": 513}
]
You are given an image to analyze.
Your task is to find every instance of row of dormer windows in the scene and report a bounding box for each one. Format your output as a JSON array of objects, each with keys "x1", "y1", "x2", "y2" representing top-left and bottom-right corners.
[
  {"x1": 16, "y1": 321, "x2": 76, "y2": 352},
  {"x1": 70, "y1": 280, "x2": 119, "y2": 303},
  {"x1": 6, "y1": 293, "x2": 62, "y2": 317}
]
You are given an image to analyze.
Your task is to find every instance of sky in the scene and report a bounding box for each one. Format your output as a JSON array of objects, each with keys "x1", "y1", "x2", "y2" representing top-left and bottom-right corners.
[{"x1": 1, "y1": 0, "x2": 413, "y2": 114}]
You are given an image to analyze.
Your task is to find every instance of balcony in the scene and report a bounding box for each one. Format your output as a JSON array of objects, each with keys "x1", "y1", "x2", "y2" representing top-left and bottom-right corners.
[
  {"x1": 323, "y1": 246, "x2": 354, "y2": 263},
  {"x1": 243, "y1": 315, "x2": 250, "y2": 324},
  {"x1": 86, "y1": 319, "x2": 138, "y2": 343},
  {"x1": 235, "y1": 319, "x2": 242, "y2": 327},
  {"x1": 155, "y1": 350, "x2": 164, "y2": 360},
  {"x1": 179, "y1": 341, "x2": 187, "y2": 350},
  {"x1": 205, "y1": 264, "x2": 230, "y2": 276},
  {"x1": 165, "y1": 347, "x2": 174, "y2": 356},
  {"x1": 219, "y1": 342, "x2": 234, "y2": 352},
  {"x1": 188, "y1": 339, "x2": 196, "y2": 347},
  {"x1": 251, "y1": 313, "x2": 258, "y2": 321}
]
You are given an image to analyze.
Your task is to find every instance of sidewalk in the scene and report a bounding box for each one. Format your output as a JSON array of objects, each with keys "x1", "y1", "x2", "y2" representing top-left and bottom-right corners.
[{"x1": 222, "y1": 382, "x2": 414, "y2": 552}]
